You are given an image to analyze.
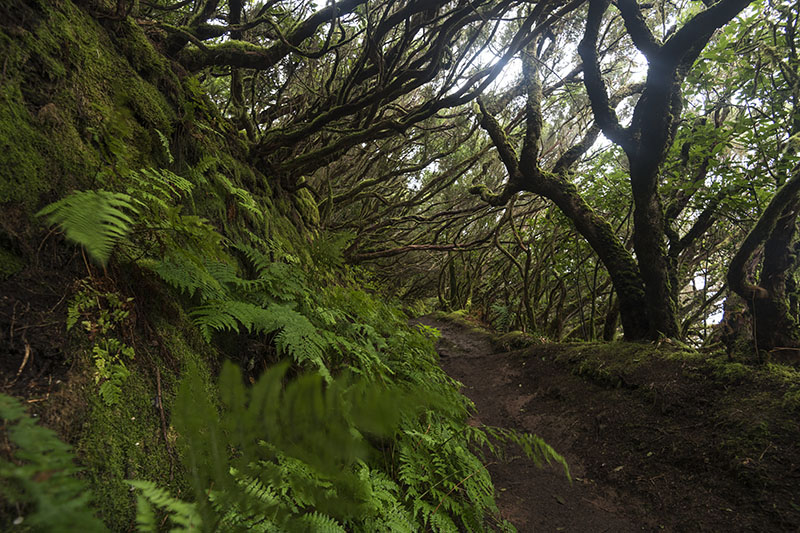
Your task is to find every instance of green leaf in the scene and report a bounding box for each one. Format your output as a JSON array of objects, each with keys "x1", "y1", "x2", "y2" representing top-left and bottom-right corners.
[{"x1": 37, "y1": 190, "x2": 139, "y2": 265}]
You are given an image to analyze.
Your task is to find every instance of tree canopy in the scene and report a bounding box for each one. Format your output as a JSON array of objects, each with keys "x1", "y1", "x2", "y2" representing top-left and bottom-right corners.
[{"x1": 127, "y1": 0, "x2": 799, "y2": 355}]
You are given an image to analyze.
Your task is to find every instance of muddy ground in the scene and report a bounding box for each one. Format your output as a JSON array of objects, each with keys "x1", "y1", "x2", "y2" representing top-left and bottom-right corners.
[{"x1": 421, "y1": 316, "x2": 800, "y2": 532}]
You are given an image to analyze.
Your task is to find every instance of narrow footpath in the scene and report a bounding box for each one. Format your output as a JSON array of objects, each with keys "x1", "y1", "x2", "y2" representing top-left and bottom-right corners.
[{"x1": 420, "y1": 316, "x2": 800, "y2": 532}]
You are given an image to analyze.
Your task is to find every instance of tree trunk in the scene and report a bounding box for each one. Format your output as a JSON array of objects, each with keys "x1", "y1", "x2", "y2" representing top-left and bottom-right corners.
[
  {"x1": 751, "y1": 199, "x2": 800, "y2": 354},
  {"x1": 626, "y1": 69, "x2": 683, "y2": 339},
  {"x1": 532, "y1": 173, "x2": 650, "y2": 339},
  {"x1": 630, "y1": 164, "x2": 680, "y2": 338},
  {"x1": 728, "y1": 168, "x2": 800, "y2": 359}
]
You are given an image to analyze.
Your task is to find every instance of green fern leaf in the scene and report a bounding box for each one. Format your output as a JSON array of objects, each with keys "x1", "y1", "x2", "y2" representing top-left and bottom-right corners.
[
  {"x1": 155, "y1": 129, "x2": 174, "y2": 164},
  {"x1": 97, "y1": 363, "x2": 131, "y2": 406},
  {"x1": 235, "y1": 244, "x2": 273, "y2": 274},
  {"x1": 271, "y1": 308, "x2": 329, "y2": 378},
  {"x1": 127, "y1": 480, "x2": 201, "y2": 531},
  {"x1": 295, "y1": 511, "x2": 346, "y2": 532},
  {"x1": 133, "y1": 493, "x2": 158, "y2": 533},
  {"x1": 128, "y1": 167, "x2": 194, "y2": 209},
  {"x1": 0, "y1": 394, "x2": 107, "y2": 532},
  {"x1": 189, "y1": 300, "x2": 254, "y2": 341},
  {"x1": 37, "y1": 190, "x2": 138, "y2": 265},
  {"x1": 148, "y1": 254, "x2": 227, "y2": 300}
]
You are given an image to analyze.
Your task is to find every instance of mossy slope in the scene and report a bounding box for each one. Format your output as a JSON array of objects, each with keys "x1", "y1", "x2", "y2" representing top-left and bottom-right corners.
[{"x1": 0, "y1": 0, "x2": 314, "y2": 529}]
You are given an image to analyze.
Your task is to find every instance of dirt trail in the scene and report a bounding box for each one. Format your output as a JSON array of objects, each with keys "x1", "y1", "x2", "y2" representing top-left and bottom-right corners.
[
  {"x1": 424, "y1": 317, "x2": 646, "y2": 532},
  {"x1": 420, "y1": 316, "x2": 800, "y2": 533}
]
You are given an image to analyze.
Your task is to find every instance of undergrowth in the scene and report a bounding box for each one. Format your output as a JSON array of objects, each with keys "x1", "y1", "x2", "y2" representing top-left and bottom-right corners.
[
  {"x1": 0, "y1": 395, "x2": 106, "y2": 532},
  {"x1": 5, "y1": 117, "x2": 569, "y2": 531}
]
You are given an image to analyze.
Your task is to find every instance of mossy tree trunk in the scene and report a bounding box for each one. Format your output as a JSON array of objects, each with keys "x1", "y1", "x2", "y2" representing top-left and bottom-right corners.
[
  {"x1": 754, "y1": 200, "x2": 800, "y2": 352},
  {"x1": 578, "y1": 0, "x2": 752, "y2": 338},
  {"x1": 728, "y1": 170, "x2": 800, "y2": 357},
  {"x1": 626, "y1": 75, "x2": 681, "y2": 337}
]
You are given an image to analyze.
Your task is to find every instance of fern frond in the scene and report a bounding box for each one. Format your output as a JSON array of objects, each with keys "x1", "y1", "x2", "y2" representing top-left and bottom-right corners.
[
  {"x1": 141, "y1": 167, "x2": 194, "y2": 197},
  {"x1": 127, "y1": 167, "x2": 194, "y2": 213},
  {"x1": 133, "y1": 493, "x2": 158, "y2": 533},
  {"x1": 161, "y1": 210, "x2": 228, "y2": 262},
  {"x1": 0, "y1": 394, "x2": 106, "y2": 532},
  {"x1": 272, "y1": 308, "x2": 329, "y2": 378},
  {"x1": 190, "y1": 155, "x2": 219, "y2": 184},
  {"x1": 37, "y1": 190, "x2": 138, "y2": 265},
  {"x1": 486, "y1": 427, "x2": 570, "y2": 478},
  {"x1": 189, "y1": 300, "x2": 260, "y2": 341},
  {"x1": 189, "y1": 300, "x2": 331, "y2": 375},
  {"x1": 234, "y1": 244, "x2": 308, "y2": 302},
  {"x1": 235, "y1": 244, "x2": 272, "y2": 273},
  {"x1": 148, "y1": 254, "x2": 227, "y2": 300},
  {"x1": 155, "y1": 129, "x2": 174, "y2": 164},
  {"x1": 205, "y1": 260, "x2": 246, "y2": 288},
  {"x1": 308, "y1": 231, "x2": 354, "y2": 271},
  {"x1": 127, "y1": 480, "x2": 201, "y2": 531},
  {"x1": 97, "y1": 363, "x2": 131, "y2": 406},
  {"x1": 212, "y1": 172, "x2": 264, "y2": 222},
  {"x1": 295, "y1": 511, "x2": 346, "y2": 533},
  {"x1": 258, "y1": 263, "x2": 308, "y2": 302}
]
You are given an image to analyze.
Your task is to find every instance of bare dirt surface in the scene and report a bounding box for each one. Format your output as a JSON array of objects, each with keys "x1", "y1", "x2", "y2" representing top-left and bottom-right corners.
[{"x1": 419, "y1": 316, "x2": 800, "y2": 533}]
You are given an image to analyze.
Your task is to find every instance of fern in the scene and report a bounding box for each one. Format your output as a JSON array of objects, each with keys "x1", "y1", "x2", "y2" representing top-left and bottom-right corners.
[
  {"x1": 37, "y1": 166, "x2": 206, "y2": 268},
  {"x1": 462, "y1": 423, "x2": 568, "y2": 477},
  {"x1": 133, "y1": 490, "x2": 158, "y2": 533},
  {"x1": 271, "y1": 308, "x2": 328, "y2": 377},
  {"x1": 170, "y1": 362, "x2": 431, "y2": 531},
  {"x1": 127, "y1": 480, "x2": 201, "y2": 532},
  {"x1": 97, "y1": 362, "x2": 131, "y2": 406},
  {"x1": 67, "y1": 283, "x2": 136, "y2": 405},
  {"x1": 189, "y1": 300, "x2": 282, "y2": 340},
  {"x1": 211, "y1": 171, "x2": 264, "y2": 223},
  {"x1": 234, "y1": 245, "x2": 308, "y2": 302},
  {"x1": 190, "y1": 300, "x2": 254, "y2": 340},
  {"x1": 308, "y1": 231, "x2": 354, "y2": 272},
  {"x1": 212, "y1": 471, "x2": 280, "y2": 531},
  {"x1": 235, "y1": 243, "x2": 273, "y2": 274},
  {"x1": 37, "y1": 190, "x2": 138, "y2": 265},
  {"x1": 0, "y1": 394, "x2": 106, "y2": 532},
  {"x1": 149, "y1": 255, "x2": 227, "y2": 300},
  {"x1": 256, "y1": 262, "x2": 308, "y2": 303},
  {"x1": 393, "y1": 414, "x2": 521, "y2": 532},
  {"x1": 296, "y1": 511, "x2": 346, "y2": 532},
  {"x1": 154, "y1": 129, "x2": 174, "y2": 164},
  {"x1": 189, "y1": 300, "x2": 330, "y2": 378},
  {"x1": 188, "y1": 154, "x2": 219, "y2": 184},
  {"x1": 128, "y1": 167, "x2": 194, "y2": 213},
  {"x1": 489, "y1": 303, "x2": 513, "y2": 331},
  {"x1": 356, "y1": 465, "x2": 415, "y2": 532}
]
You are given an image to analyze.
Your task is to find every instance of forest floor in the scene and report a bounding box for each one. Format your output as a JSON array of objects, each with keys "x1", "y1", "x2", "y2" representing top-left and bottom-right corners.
[{"x1": 419, "y1": 315, "x2": 800, "y2": 533}]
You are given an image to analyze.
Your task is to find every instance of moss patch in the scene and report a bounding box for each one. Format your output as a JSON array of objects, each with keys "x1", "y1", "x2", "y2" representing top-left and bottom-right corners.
[
  {"x1": 0, "y1": 0, "x2": 175, "y2": 209},
  {"x1": 75, "y1": 311, "x2": 216, "y2": 529},
  {"x1": 293, "y1": 187, "x2": 320, "y2": 227},
  {"x1": 77, "y1": 365, "x2": 178, "y2": 530}
]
